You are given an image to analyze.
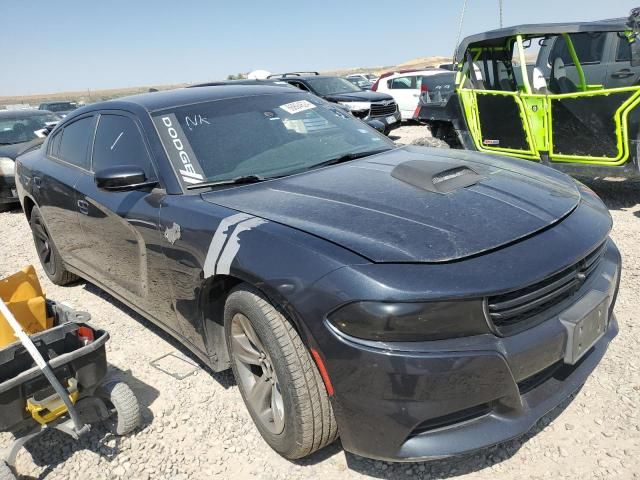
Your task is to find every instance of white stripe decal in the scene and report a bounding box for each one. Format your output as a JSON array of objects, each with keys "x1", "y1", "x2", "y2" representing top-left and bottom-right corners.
[
  {"x1": 216, "y1": 217, "x2": 267, "y2": 276},
  {"x1": 203, "y1": 213, "x2": 252, "y2": 278}
]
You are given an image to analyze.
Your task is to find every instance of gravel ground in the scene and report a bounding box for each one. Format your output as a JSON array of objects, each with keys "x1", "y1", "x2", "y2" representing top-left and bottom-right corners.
[{"x1": 1, "y1": 124, "x2": 639, "y2": 479}]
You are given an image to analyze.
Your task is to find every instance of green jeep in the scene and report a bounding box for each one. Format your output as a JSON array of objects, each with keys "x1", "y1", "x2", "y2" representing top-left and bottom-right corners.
[{"x1": 416, "y1": 10, "x2": 640, "y2": 178}]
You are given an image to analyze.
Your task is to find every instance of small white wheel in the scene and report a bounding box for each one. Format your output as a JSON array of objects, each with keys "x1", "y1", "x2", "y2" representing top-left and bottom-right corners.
[
  {"x1": 0, "y1": 461, "x2": 16, "y2": 480},
  {"x1": 96, "y1": 381, "x2": 141, "y2": 435}
]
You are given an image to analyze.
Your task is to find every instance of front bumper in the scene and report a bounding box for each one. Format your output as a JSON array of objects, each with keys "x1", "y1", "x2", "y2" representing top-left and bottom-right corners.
[
  {"x1": 0, "y1": 174, "x2": 18, "y2": 204},
  {"x1": 366, "y1": 110, "x2": 401, "y2": 132},
  {"x1": 322, "y1": 243, "x2": 620, "y2": 462}
]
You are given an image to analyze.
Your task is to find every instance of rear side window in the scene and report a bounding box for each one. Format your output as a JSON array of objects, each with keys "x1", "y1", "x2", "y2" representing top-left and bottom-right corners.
[
  {"x1": 549, "y1": 33, "x2": 606, "y2": 65},
  {"x1": 92, "y1": 114, "x2": 156, "y2": 178},
  {"x1": 57, "y1": 116, "x2": 94, "y2": 169},
  {"x1": 48, "y1": 130, "x2": 62, "y2": 157},
  {"x1": 388, "y1": 76, "x2": 416, "y2": 89}
]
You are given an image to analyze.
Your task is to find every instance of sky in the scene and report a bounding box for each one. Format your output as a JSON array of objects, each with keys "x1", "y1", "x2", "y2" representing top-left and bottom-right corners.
[{"x1": 2, "y1": 0, "x2": 639, "y2": 96}]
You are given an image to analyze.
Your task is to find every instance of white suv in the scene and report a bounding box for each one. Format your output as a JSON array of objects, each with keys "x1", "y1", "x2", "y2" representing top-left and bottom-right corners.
[{"x1": 372, "y1": 69, "x2": 449, "y2": 121}]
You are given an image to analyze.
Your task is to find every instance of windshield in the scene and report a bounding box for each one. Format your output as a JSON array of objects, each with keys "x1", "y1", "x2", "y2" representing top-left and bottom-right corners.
[
  {"x1": 0, "y1": 113, "x2": 60, "y2": 145},
  {"x1": 42, "y1": 102, "x2": 76, "y2": 112},
  {"x1": 305, "y1": 77, "x2": 362, "y2": 95},
  {"x1": 152, "y1": 93, "x2": 394, "y2": 188}
]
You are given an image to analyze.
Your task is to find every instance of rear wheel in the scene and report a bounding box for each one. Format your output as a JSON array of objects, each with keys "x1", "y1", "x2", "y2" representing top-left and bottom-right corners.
[
  {"x1": 29, "y1": 206, "x2": 77, "y2": 285},
  {"x1": 225, "y1": 285, "x2": 338, "y2": 459}
]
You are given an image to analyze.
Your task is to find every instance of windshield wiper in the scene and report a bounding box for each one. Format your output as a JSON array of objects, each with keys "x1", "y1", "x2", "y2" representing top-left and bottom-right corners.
[
  {"x1": 186, "y1": 174, "x2": 267, "y2": 190},
  {"x1": 309, "y1": 148, "x2": 393, "y2": 170}
]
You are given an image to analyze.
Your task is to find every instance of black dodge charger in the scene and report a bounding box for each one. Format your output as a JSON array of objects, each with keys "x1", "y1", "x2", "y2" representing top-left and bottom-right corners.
[{"x1": 15, "y1": 85, "x2": 620, "y2": 461}]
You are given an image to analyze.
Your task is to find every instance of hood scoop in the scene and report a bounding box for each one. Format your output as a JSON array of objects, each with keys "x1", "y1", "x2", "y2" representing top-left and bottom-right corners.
[{"x1": 391, "y1": 160, "x2": 483, "y2": 194}]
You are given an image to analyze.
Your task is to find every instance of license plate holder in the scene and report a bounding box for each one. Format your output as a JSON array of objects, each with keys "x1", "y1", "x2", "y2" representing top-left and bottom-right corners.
[
  {"x1": 386, "y1": 115, "x2": 397, "y2": 124},
  {"x1": 559, "y1": 291, "x2": 609, "y2": 365}
]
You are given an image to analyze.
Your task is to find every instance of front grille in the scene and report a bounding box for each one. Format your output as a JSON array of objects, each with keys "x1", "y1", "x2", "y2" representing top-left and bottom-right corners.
[
  {"x1": 487, "y1": 242, "x2": 607, "y2": 334},
  {"x1": 369, "y1": 102, "x2": 397, "y2": 117}
]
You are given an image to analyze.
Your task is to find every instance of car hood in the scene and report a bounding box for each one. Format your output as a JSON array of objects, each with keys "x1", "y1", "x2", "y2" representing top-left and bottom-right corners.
[
  {"x1": 0, "y1": 138, "x2": 44, "y2": 159},
  {"x1": 202, "y1": 146, "x2": 582, "y2": 263},
  {"x1": 324, "y1": 91, "x2": 394, "y2": 103}
]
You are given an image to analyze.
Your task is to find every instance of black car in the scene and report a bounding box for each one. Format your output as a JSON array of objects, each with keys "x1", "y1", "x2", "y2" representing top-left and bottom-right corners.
[
  {"x1": 38, "y1": 101, "x2": 78, "y2": 118},
  {"x1": 0, "y1": 110, "x2": 60, "y2": 210},
  {"x1": 268, "y1": 72, "x2": 401, "y2": 133},
  {"x1": 16, "y1": 85, "x2": 619, "y2": 462}
]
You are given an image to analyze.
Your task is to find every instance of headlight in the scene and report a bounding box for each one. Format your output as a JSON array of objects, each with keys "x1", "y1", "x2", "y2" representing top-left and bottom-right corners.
[
  {"x1": 337, "y1": 101, "x2": 371, "y2": 112},
  {"x1": 0, "y1": 157, "x2": 15, "y2": 177},
  {"x1": 327, "y1": 300, "x2": 489, "y2": 342}
]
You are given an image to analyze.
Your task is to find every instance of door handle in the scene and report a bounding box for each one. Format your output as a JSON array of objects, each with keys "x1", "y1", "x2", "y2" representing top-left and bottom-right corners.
[
  {"x1": 611, "y1": 69, "x2": 634, "y2": 79},
  {"x1": 77, "y1": 199, "x2": 89, "y2": 215}
]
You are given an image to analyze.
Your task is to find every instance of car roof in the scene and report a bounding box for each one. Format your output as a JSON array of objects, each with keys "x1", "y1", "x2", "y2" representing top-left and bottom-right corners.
[
  {"x1": 0, "y1": 109, "x2": 53, "y2": 119},
  {"x1": 455, "y1": 17, "x2": 626, "y2": 61},
  {"x1": 386, "y1": 68, "x2": 450, "y2": 78},
  {"x1": 80, "y1": 85, "x2": 305, "y2": 114}
]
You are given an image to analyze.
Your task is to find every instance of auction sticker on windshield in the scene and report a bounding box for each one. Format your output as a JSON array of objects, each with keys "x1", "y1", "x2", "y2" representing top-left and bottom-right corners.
[{"x1": 279, "y1": 100, "x2": 316, "y2": 115}]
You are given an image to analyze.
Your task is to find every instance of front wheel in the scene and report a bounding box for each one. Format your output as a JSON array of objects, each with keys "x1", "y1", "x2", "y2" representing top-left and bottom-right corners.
[{"x1": 225, "y1": 285, "x2": 338, "y2": 459}]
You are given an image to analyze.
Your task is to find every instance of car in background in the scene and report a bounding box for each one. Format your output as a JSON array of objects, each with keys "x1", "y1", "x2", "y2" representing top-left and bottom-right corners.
[
  {"x1": 189, "y1": 78, "x2": 389, "y2": 134},
  {"x1": 38, "y1": 101, "x2": 78, "y2": 118},
  {"x1": 0, "y1": 110, "x2": 60, "y2": 210},
  {"x1": 345, "y1": 76, "x2": 373, "y2": 90},
  {"x1": 269, "y1": 72, "x2": 400, "y2": 133},
  {"x1": 372, "y1": 68, "x2": 451, "y2": 120},
  {"x1": 15, "y1": 84, "x2": 620, "y2": 462},
  {"x1": 346, "y1": 73, "x2": 378, "y2": 83}
]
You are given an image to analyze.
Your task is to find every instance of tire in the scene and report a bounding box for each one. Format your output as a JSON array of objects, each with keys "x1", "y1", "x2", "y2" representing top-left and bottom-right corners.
[
  {"x1": 225, "y1": 285, "x2": 338, "y2": 459},
  {"x1": 0, "y1": 203, "x2": 14, "y2": 213},
  {"x1": 29, "y1": 206, "x2": 78, "y2": 286},
  {"x1": 96, "y1": 381, "x2": 141, "y2": 435},
  {"x1": 0, "y1": 462, "x2": 16, "y2": 480}
]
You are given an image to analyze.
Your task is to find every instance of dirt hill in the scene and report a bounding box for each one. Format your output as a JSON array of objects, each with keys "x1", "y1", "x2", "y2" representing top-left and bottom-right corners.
[{"x1": 0, "y1": 56, "x2": 451, "y2": 108}]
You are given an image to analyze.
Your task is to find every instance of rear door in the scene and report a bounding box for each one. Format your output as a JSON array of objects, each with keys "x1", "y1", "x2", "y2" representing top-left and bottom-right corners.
[
  {"x1": 606, "y1": 34, "x2": 640, "y2": 88},
  {"x1": 386, "y1": 75, "x2": 420, "y2": 120},
  {"x1": 36, "y1": 115, "x2": 95, "y2": 267},
  {"x1": 73, "y1": 112, "x2": 178, "y2": 331}
]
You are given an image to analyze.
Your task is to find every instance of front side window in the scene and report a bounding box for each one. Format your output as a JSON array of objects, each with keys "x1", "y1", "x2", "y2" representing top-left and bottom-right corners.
[
  {"x1": 616, "y1": 36, "x2": 631, "y2": 62},
  {"x1": 548, "y1": 33, "x2": 606, "y2": 66},
  {"x1": 92, "y1": 114, "x2": 155, "y2": 178},
  {"x1": 388, "y1": 76, "x2": 415, "y2": 89},
  {"x1": 152, "y1": 93, "x2": 394, "y2": 188},
  {"x1": 56, "y1": 116, "x2": 94, "y2": 169}
]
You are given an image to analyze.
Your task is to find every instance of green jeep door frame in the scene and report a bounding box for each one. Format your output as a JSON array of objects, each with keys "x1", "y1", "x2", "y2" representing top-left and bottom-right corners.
[{"x1": 449, "y1": 25, "x2": 640, "y2": 177}]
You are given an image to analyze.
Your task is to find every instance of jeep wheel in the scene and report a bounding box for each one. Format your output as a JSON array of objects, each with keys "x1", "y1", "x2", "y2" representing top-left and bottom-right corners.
[{"x1": 225, "y1": 285, "x2": 338, "y2": 459}]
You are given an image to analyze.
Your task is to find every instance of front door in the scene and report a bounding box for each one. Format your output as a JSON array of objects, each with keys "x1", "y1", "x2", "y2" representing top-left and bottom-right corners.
[{"x1": 73, "y1": 112, "x2": 179, "y2": 332}]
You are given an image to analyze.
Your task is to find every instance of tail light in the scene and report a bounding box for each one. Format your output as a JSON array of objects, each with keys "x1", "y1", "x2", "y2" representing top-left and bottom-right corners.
[
  {"x1": 420, "y1": 83, "x2": 429, "y2": 94},
  {"x1": 413, "y1": 104, "x2": 421, "y2": 120}
]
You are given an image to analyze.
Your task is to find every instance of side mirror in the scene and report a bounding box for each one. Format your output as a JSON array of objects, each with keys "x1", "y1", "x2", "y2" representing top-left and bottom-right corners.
[{"x1": 95, "y1": 166, "x2": 157, "y2": 191}]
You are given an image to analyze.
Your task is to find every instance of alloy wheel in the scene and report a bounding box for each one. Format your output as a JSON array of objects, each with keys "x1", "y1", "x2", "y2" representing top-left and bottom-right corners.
[
  {"x1": 31, "y1": 216, "x2": 56, "y2": 275},
  {"x1": 230, "y1": 313, "x2": 285, "y2": 434}
]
